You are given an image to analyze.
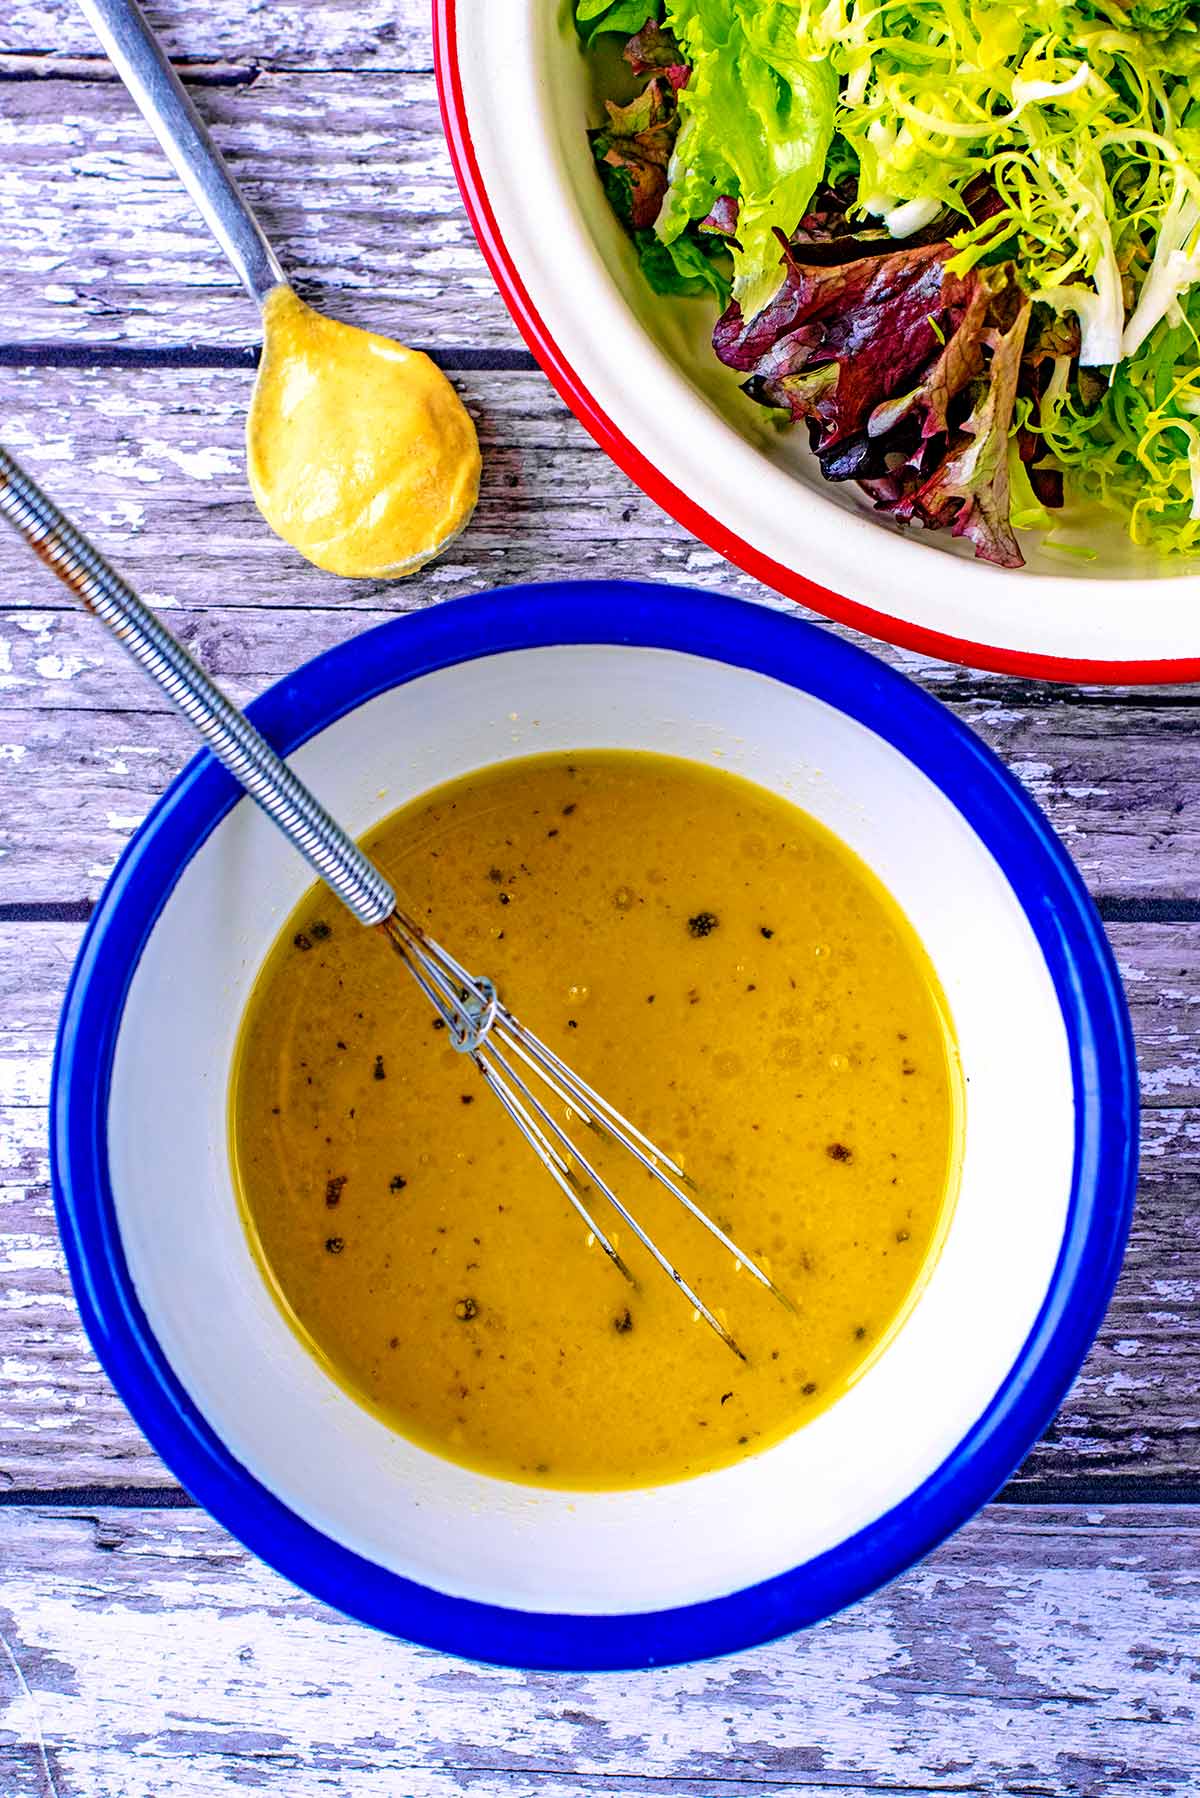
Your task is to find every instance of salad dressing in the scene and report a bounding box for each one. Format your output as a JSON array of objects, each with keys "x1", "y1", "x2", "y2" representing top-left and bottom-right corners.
[
  {"x1": 231, "y1": 751, "x2": 962, "y2": 1490},
  {"x1": 247, "y1": 286, "x2": 480, "y2": 580}
]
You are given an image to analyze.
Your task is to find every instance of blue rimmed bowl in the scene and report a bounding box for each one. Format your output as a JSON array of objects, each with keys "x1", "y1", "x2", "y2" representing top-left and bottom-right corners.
[{"x1": 51, "y1": 580, "x2": 1137, "y2": 1670}]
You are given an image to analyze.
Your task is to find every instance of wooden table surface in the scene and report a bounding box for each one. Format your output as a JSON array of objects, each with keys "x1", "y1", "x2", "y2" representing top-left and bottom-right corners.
[{"x1": 2, "y1": 4, "x2": 1199, "y2": 1793}]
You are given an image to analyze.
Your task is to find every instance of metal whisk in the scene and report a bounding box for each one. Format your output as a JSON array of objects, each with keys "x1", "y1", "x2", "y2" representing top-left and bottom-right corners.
[{"x1": 1, "y1": 448, "x2": 790, "y2": 1358}]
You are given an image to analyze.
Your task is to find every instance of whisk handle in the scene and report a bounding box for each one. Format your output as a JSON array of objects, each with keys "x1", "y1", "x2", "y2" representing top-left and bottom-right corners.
[{"x1": 0, "y1": 449, "x2": 397, "y2": 928}]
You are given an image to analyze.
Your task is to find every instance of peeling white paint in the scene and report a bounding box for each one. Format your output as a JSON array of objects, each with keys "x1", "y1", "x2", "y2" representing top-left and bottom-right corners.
[{"x1": 32, "y1": 654, "x2": 91, "y2": 683}]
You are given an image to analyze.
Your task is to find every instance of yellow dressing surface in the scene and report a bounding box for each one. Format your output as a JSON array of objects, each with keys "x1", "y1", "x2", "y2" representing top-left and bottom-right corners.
[
  {"x1": 231, "y1": 752, "x2": 961, "y2": 1490},
  {"x1": 246, "y1": 285, "x2": 480, "y2": 579}
]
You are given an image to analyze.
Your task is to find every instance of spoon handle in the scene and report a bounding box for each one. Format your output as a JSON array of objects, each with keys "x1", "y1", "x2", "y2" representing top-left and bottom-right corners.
[
  {"x1": 0, "y1": 448, "x2": 397, "y2": 928},
  {"x1": 76, "y1": 0, "x2": 287, "y2": 308}
]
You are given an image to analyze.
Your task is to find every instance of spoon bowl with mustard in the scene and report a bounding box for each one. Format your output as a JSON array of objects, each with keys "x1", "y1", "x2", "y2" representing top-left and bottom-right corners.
[{"x1": 77, "y1": 0, "x2": 481, "y2": 581}]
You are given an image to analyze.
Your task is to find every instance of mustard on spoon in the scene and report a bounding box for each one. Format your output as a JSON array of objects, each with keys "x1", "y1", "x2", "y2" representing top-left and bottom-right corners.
[{"x1": 76, "y1": 0, "x2": 481, "y2": 581}]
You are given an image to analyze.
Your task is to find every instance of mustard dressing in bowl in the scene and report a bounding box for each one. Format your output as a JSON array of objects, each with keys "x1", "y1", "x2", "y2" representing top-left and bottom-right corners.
[{"x1": 230, "y1": 750, "x2": 962, "y2": 1490}]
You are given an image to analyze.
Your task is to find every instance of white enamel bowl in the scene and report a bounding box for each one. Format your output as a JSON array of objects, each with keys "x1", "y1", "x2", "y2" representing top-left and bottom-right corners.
[
  {"x1": 434, "y1": 0, "x2": 1200, "y2": 681},
  {"x1": 52, "y1": 582, "x2": 1137, "y2": 1669}
]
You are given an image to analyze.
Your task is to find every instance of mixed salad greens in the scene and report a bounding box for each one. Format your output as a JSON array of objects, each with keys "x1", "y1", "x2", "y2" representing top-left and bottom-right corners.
[{"x1": 576, "y1": 0, "x2": 1200, "y2": 566}]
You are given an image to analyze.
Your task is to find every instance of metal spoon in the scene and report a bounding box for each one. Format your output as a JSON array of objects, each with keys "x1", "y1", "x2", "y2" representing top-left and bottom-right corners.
[
  {"x1": 77, "y1": 0, "x2": 285, "y2": 310},
  {"x1": 75, "y1": 0, "x2": 480, "y2": 579}
]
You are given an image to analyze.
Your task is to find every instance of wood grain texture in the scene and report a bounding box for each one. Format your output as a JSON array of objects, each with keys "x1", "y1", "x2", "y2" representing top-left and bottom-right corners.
[
  {"x1": 3, "y1": 0, "x2": 434, "y2": 69},
  {"x1": 4, "y1": 368, "x2": 1200, "y2": 906},
  {"x1": 0, "y1": 1505, "x2": 1197, "y2": 1796},
  {"x1": 0, "y1": 69, "x2": 509, "y2": 346},
  {"x1": 2, "y1": 0, "x2": 1198, "y2": 1767},
  {"x1": 0, "y1": 916, "x2": 1187, "y2": 1492}
]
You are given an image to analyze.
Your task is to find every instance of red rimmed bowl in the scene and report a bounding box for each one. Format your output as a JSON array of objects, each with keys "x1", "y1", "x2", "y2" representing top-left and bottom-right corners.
[{"x1": 434, "y1": 0, "x2": 1200, "y2": 682}]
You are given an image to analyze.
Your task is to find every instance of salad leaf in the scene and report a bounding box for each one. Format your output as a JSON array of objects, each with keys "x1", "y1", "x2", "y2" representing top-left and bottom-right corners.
[
  {"x1": 575, "y1": 0, "x2": 663, "y2": 45},
  {"x1": 899, "y1": 296, "x2": 1032, "y2": 568},
  {"x1": 578, "y1": 0, "x2": 1200, "y2": 558},
  {"x1": 1028, "y1": 296, "x2": 1200, "y2": 553},
  {"x1": 1130, "y1": 0, "x2": 1198, "y2": 29},
  {"x1": 625, "y1": 20, "x2": 689, "y2": 84},
  {"x1": 635, "y1": 229, "x2": 731, "y2": 300},
  {"x1": 713, "y1": 237, "x2": 977, "y2": 454},
  {"x1": 715, "y1": 229, "x2": 1034, "y2": 564},
  {"x1": 590, "y1": 77, "x2": 679, "y2": 230},
  {"x1": 657, "y1": 2, "x2": 837, "y2": 319}
]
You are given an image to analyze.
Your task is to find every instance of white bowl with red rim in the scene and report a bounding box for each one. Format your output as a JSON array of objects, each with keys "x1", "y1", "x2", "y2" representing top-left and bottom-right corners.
[{"x1": 433, "y1": 0, "x2": 1200, "y2": 682}]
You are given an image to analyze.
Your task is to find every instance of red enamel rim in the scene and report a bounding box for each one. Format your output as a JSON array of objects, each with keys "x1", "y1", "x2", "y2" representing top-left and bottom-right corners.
[{"x1": 433, "y1": 0, "x2": 1200, "y2": 685}]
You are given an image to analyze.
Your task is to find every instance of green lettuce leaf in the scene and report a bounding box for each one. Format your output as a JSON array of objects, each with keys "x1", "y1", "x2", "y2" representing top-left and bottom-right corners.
[
  {"x1": 657, "y1": 2, "x2": 836, "y2": 318},
  {"x1": 1130, "y1": 0, "x2": 1197, "y2": 30},
  {"x1": 634, "y1": 228, "x2": 731, "y2": 300},
  {"x1": 575, "y1": 0, "x2": 663, "y2": 45}
]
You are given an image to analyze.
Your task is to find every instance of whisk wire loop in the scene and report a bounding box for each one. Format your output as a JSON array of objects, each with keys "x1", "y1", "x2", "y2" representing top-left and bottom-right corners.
[{"x1": 380, "y1": 906, "x2": 789, "y2": 1356}]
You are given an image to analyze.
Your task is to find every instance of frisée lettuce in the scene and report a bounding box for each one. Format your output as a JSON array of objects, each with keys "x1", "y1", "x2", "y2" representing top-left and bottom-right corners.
[{"x1": 576, "y1": 0, "x2": 1200, "y2": 565}]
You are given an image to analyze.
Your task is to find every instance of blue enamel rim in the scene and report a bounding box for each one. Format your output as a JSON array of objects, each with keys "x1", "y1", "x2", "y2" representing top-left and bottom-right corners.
[{"x1": 51, "y1": 580, "x2": 1138, "y2": 1672}]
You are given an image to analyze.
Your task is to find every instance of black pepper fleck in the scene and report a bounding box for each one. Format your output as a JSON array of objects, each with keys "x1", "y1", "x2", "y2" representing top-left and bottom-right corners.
[
  {"x1": 614, "y1": 1307, "x2": 634, "y2": 1333},
  {"x1": 687, "y1": 911, "x2": 719, "y2": 938},
  {"x1": 389, "y1": 1175, "x2": 407, "y2": 1193},
  {"x1": 760, "y1": 926, "x2": 774, "y2": 939},
  {"x1": 826, "y1": 1142, "x2": 853, "y2": 1162},
  {"x1": 293, "y1": 932, "x2": 312, "y2": 952},
  {"x1": 461, "y1": 1093, "x2": 475, "y2": 1105},
  {"x1": 455, "y1": 1297, "x2": 479, "y2": 1321},
  {"x1": 310, "y1": 920, "x2": 332, "y2": 941},
  {"x1": 324, "y1": 1175, "x2": 347, "y2": 1208},
  {"x1": 325, "y1": 1237, "x2": 344, "y2": 1255},
  {"x1": 802, "y1": 1380, "x2": 818, "y2": 1396},
  {"x1": 373, "y1": 1055, "x2": 386, "y2": 1081}
]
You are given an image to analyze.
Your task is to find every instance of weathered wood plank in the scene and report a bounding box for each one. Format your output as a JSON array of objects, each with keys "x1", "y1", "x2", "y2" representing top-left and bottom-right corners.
[
  {"x1": 0, "y1": 367, "x2": 677, "y2": 620},
  {"x1": 0, "y1": 1505, "x2": 1196, "y2": 1796},
  {"x1": 8, "y1": 653, "x2": 1200, "y2": 905},
  {"x1": 4, "y1": 0, "x2": 433, "y2": 69},
  {"x1": 0, "y1": 919, "x2": 1194, "y2": 1491},
  {"x1": 4, "y1": 366, "x2": 1200, "y2": 905},
  {"x1": 3, "y1": 359, "x2": 1194, "y2": 695},
  {"x1": 0, "y1": 70, "x2": 510, "y2": 346},
  {"x1": 5, "y1": 685, "x2": 1200, "y2": 904}
]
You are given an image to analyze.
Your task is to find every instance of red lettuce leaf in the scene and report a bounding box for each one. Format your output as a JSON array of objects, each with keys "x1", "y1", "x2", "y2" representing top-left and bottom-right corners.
[
  {"x1": 590, "y1": 76, "x2": 678, "y2": 230},
  {"x1": 895, "y1": 297, "x2": 1033, "y2": 568},
  {"x1": 624, "y1": 21, "x2": 689, "y2": 89},
  {"x1": 698, "y1": 194, "x2": 740, "y2": 239},
  {"x1": 714, "y1": 237, "x2": 976, "y2": 453},
  {"x1": 713, "y1": 223, "x2": 1040, "y2": 566}
]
